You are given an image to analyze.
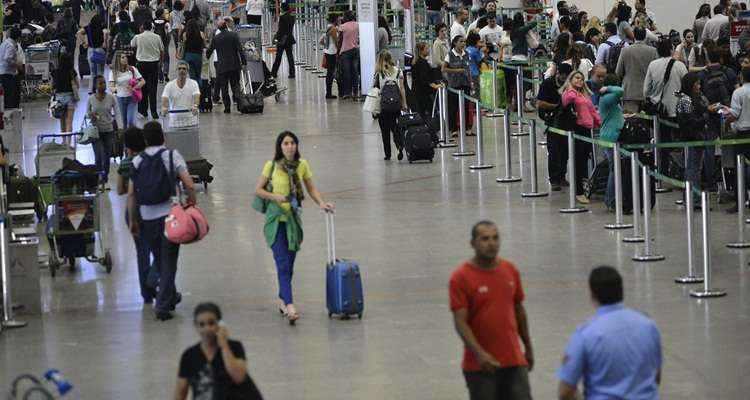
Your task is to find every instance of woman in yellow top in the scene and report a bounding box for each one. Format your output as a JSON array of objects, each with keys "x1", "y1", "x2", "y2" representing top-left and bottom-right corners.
[{"x1": 255, "y1": 131, "x2": 334, "y2": 324}]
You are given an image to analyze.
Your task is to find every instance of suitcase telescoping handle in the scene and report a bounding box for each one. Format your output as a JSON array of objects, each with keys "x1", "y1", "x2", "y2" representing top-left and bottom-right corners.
[{"x1": 324, "y1": 211, "x2": 336, "y2": 266}]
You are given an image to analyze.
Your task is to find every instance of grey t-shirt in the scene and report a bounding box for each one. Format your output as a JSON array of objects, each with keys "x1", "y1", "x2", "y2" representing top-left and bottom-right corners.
[
  {"x1": 377, "y1": 27, "x2": 389, "y2": 54},
  {"x1": 87, "y1": 93, "x2": 117, "y2": 132},
  {"x1": 132, "y1": 146, "x2": 188, "y2": 221}
]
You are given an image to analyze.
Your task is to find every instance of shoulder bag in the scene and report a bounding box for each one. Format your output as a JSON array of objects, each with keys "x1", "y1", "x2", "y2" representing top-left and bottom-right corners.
[
  {"x1": 642, "y1": 59, "x2": 675, "y2": 117},
  {"x1": 129, "y1": 67, "x2": 143, "y2": 103},
  {"x1": 252, "y1": 161, "x2": 276, "y2": 214}
]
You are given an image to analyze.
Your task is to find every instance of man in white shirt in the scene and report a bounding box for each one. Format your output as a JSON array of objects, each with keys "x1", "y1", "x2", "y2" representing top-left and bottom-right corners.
[
  {"x1": 701, "y1": 4, "x2": 729, "y2": 42},
  {"x1": 162, "y1": 60, "x2": 201, "y2": 116},
  {"x1": 451, "y1": 7, "x2": 469, "y2": 41},
  {"x1": 131, "y1": 19, "x2": 165, "y2": 119},
  {"x1": 245, "y1": 0, "x2": 263, "y2": 25},
  {"x1": 479, "y1": 13, "x2": 503, "y2": 59}
]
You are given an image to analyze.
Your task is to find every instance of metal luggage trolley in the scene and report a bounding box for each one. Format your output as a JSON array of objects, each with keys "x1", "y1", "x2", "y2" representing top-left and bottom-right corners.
[
  {"x1": 22, "y1": 40, "x2": 60, "y2": 101},
  {"x1": 237, "y1": 24, "x2": 287, "y2": 101},
  {"x1": 164, "y1": 110, "x2": 200, "y2": 161},
  {"x1": 34, "y1": 133, "x2": 113, "y2": 276}
]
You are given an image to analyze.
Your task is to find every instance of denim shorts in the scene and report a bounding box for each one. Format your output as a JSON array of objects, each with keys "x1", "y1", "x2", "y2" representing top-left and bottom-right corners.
[{"x1": 56, "y1": 92, "x2": 76, "y2": 108}]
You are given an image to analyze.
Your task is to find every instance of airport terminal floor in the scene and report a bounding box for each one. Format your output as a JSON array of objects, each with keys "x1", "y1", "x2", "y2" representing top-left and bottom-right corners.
[{"x1": 2, "y1": 63, "x2": 750, "y2": 398}]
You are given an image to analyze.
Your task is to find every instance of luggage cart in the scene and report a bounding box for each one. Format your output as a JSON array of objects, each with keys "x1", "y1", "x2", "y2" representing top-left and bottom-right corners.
[
  {"x1": 35, "y1": 133, "x2": 77, "y2": 220},
  {"x1": 46, "y1": 168, "x2": 112, "y2": 276},
  {"x1": 163, "y1": 110, "x2": 214, "y2": 190},
  {"x1": 22, "y1": 40, "x2": 60, "y2": 101},
  {"x1": 237, "y1": 24, "x2": 263, "y2": 54},
  {"x1": 245, "y1": 59, "x2": 287, "y2": 101}
]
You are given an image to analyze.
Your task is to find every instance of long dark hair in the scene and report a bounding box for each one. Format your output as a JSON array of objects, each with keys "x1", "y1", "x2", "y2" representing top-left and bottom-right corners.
[
  {"x1": 696, "y1": 3, "x2": 711, "y2": 19},
  {"x1": 274, "y1": 131, "x2": 301, "y2": 161},
  {"x1": 680, "y1": 72, "x2": 702, "y2": 98},
  {"x1": 185, "y1": 19, "x2": 203, "y2": 47},
  {"x1": 378, "y1": 16, "x2": 391, "y2": 44}
]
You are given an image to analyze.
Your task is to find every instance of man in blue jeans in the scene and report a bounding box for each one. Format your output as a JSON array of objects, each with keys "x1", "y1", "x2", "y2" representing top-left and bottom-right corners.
[
  {"x1": 425, "y1": 0, "x2": 445, "y2": 25},
  {"x1": 128, "y1": 121, "x2": 197, "y2": 321}
]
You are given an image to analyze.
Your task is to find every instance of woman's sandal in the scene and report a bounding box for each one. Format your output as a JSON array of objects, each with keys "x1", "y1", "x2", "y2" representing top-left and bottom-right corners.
[{"x1": 285, "y1": 305, "x2": 300, "y2": 325}]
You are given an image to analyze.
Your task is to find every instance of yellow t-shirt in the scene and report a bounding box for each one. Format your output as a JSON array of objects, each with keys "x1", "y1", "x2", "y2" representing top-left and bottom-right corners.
[{"x1": 262, "y1": 159, "x2": 313, "y2": 217}]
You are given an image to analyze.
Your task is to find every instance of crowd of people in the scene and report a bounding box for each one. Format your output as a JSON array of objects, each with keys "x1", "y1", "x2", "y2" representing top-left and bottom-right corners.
[{"x1": 3, "y1": 1, "x2": 747, "y2": 398}]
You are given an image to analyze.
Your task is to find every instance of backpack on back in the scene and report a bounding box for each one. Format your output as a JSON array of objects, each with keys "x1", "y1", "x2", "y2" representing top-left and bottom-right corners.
[
  {"x1": 604, "y1": 40, "x2": 625, "y2": 73},
  {"x1": 115, "y1": 27, "x2": 135, "y2": 51},
  {"x1": 703, "y1": 67, "x2": 731, "y2": 105},
  {"x1": 379, "y1": 71, "x2": 402, "y2": 112},
  {"x1": 133, "y1": 149, "x2": 176, "y2": 205}
]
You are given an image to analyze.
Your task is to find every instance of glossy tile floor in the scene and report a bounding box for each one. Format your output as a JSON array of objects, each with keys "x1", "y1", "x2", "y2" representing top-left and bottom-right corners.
[{"x1": 1, "y1": 62, "x2": 749, "y2": 399}]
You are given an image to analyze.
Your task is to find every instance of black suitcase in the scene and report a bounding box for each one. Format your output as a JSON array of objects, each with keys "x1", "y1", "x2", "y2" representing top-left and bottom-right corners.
[
  {"x1": 8, "y1": 176, "x2": 39, "y2": 208},
  {"x1": 238, "y1": 70, "x2": 264, "y2": 114},
  {"x1": 187, "y1": 158, "x2": 214, "y2": 190},
  {"x1": 77, "y1": 44, "x2": 90, "y2": 77},
  {"x1": 199, "y1": 80, "x2": 213, "y2": 113},
  {"x1": 403, "y1": 126, "x2": 435, "y2": 163}
]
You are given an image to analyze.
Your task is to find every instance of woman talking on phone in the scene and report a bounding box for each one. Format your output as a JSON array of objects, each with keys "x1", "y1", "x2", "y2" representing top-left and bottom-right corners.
[
  {"x1": 174, "y1": 302, "x2": 263, "y2": 400},
  {"x1": 254, "y1": 131, "x2": 334, "y2": 325}
]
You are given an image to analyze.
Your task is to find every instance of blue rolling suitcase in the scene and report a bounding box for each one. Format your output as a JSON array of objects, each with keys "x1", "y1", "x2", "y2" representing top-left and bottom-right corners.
[{"x1": 325, "y1": 212, "x2": 364, "y2": 319}]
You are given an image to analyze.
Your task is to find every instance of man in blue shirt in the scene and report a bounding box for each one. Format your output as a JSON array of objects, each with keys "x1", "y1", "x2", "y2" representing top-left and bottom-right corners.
[{"x1": 557, "y1": 266, "x2": 662, "y2": 400}]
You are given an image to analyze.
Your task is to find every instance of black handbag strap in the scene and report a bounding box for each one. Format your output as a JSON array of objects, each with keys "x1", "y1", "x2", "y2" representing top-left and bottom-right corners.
[{"x1": 658, "y1": 59, "x2": 676, "y2": 104}]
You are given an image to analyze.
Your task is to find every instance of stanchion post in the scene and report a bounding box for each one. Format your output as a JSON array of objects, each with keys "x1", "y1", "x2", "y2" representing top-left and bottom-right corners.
[
  {"x1": 632, "y1": 166, "x2": 665, "y2": 261},
  {"x1": 469, "y1": 99, "x2": 494, "y2": 169},
  {"x1": 486, "y1": 60, "x2": 502, "y2": 118},
  {"x1": 690, "y1": 191, "x2": 727, "y2": 298},
  {"x1": 512, "y1": 65, "x2": 528, "y2": 137},
  {"x1": 653, "y1": 115, "x2": 671, "y2": 193},
  {"x1": 727, "y1": 154, "x2": 750, "y2": 248},
  {"x1": 676, "y1": 181, "x2": 704, "y2": 284},
  {"x1": 560, "y1": 132, "x2": 588, "y2": 213},
  {"x1": 676, "y1": 146, "x2": 688, "y2": 205},
  {"x1": 496, "y1": 111, "x2": 521, "y2": 182},
  {"x1": 438, "y1": 87, "x2": 457, "y2": 148},
  {"x1": 522, "y1": 119, "x2": 548, "y2": 197},
  {"x1": 605, "y1": 143, "x2": 633, "y2": 229},
  {"x1": 453, "y1": 91, "x2": 476, "y2": 157},
  {"x1": 0, "y1": 174, "x2": 27, "y2": 329},
  {"x1": 623, "y1": 151, "x2": 645, "y2": 243}
]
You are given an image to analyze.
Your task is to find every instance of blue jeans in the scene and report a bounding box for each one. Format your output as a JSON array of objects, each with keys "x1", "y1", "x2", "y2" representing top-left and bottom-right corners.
[
  {"x1": 126, "y1": 211, "x2": 157, "y2": 302},
  {"x1": 184, "y1": 52, "x2": 203, "y2": 81},
  {"x1": 141, "y1": 216, "x2": 180, "y2": 313},
  {"x1": 87, "y1": 48, "x2": 106, "y2": 78},
  {"x1": 117, "y1": 96, "x2": 136, "y2": 128},
  {"x1": 603, "y1": 148, "x2": 616, "y2": 209},
  {"x1": 427, "y1": 10, "x2": 442, "y2": 25},
  {"x1": 339, "y1": 49, "x2": 357, "y2": 97},
  {"x1": 271, "y1": 222, "x2": 297, "y2": 305},
  {"x1": 92, "y1": 130, "x2": 113, "y2": 182}
]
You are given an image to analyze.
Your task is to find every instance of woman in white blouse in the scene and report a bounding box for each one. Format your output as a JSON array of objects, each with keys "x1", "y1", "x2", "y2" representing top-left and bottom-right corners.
[{"x1": 110, "y1": 52, "x2": 145, "y2": 128}]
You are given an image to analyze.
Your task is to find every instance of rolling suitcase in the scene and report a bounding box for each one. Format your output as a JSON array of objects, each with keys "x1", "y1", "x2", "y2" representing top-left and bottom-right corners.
[
  {"x1": 187, "y1": 158, "x2": 214, "y2": 190},
  {"x1": 403, "y1": 125, "x2": 435, "y2": 163},
  {"x1": 325, "y1": 212, "x2": 364, "y2": 320},
  {"x1": 238, "y1": 69, "x2": 264, "y2": 114},
  {"x1": 199, "y1": 80, "x2": 213, "y2": 113}
]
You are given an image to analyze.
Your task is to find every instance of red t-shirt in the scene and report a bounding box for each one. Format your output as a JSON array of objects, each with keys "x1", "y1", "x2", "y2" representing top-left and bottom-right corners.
[{"x1": 449, "y1": 259, "x2": 526, "y2": 371}]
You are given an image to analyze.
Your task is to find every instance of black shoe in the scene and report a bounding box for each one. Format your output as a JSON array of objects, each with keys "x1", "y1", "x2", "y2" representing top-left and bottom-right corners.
[
  {"x1": 397, "y1": 149, "x2": 404, "y2": 161},
  {"x1": 288, "y1": 75, "x2": 295, "y2": 79},
  {"x1": 384, "y1": 156, "x2": 391, "y2": 160},
  {"x1": 561, "y1": 179, "x2": 570, "y2": 187},
  {"x1": 170, "y1": 292, "x2": 182, "y2": 311},
  {"x1": 224, "y1": 109, "x2": 231, "y2": 114},
  {"x1": 551, "y1": 184, "x2": 562, "y2": 191},
  {"x1": 726, "y1": 205, "x2": 739, "y2": 214},
  {"x1": 143, "y1": 297, "x2": 153, "y2": 304},
  {"x1": 155, "y1": 311, "x2": 174, "y2": 321},
  {"x1": 325, "y1": 94, "x2": 337, "y2": 99}
]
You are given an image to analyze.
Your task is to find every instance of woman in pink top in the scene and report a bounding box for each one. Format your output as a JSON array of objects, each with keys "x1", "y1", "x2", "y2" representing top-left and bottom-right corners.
[
  {"x1": 338, "y1": 11, "x2": 360, "y2": 99},
  {"x1": 561, "y1": 71, "x2": 602, "y2": 204}
]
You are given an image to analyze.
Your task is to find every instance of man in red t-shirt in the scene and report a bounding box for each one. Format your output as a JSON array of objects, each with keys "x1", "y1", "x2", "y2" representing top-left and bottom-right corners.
[{"x1": 449, "y1": 220, "x2": 534, "y2": 400}]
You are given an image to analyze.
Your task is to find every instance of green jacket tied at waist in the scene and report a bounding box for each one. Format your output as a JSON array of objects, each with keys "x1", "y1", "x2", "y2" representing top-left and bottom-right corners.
[{"x1": 263, "y1": 201, "x2": 303, "y2": 251}]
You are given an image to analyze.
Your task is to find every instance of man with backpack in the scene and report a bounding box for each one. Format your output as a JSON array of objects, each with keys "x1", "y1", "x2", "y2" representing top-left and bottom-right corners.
[
  {"x1": 700, "y1": 48, "x2": 738, "y2": 193},
  {"x1": 596, "y1": 22, "x2": 624, "y2": 73},
  {"x1": 615, "y1": 27, "x2": 657, "y2": 113},
  {"x1": 128, "y1": 121, "x2": 197, "y2": 321}
]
